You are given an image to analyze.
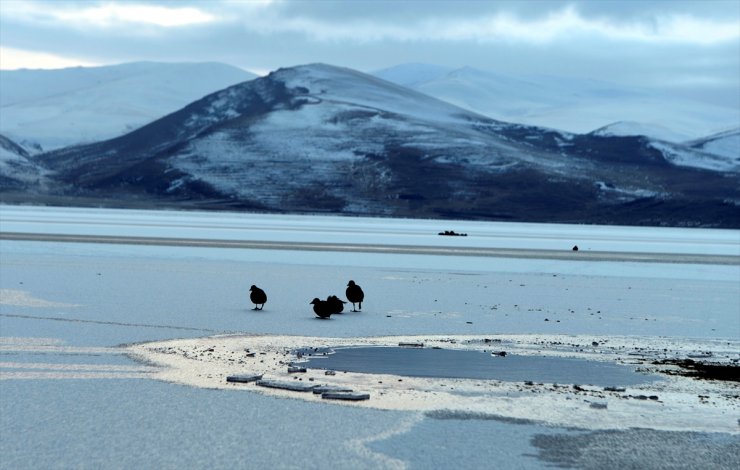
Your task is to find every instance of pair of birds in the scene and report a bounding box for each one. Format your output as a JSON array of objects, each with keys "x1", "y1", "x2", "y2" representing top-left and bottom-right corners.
[
  {"x1": 311, "y1": 281, "x2": 364, "y2": 319},
  {"x1": 249, "y1": 280, "x2": 364, "y2": 320}
]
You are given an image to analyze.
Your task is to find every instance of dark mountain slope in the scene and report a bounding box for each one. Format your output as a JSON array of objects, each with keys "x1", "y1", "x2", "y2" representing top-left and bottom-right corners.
[{"x1": 22, "y1": 64, "x2": 740, "y2": 227}]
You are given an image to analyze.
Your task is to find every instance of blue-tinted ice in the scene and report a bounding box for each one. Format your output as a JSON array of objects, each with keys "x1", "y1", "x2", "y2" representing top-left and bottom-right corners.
[{"x1": 303, "y1": 346, "x2": 656, "y2": 387}]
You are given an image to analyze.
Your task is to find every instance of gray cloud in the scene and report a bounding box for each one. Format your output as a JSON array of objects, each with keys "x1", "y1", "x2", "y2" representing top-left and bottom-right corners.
[{"x1": 1, "y1": 0, "x2": 737, "y2": 108}]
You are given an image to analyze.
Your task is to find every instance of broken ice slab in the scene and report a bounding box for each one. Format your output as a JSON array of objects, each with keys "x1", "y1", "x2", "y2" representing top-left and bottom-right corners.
[
  {"x1": 256, "y1": 380, "x2": 317, "y2": 392},
  {"x1": 687, "y1": 352, "x2": 713, "y2": 359},
  {"x1": 322, "y1": 392, "x2": 370, "y2": 401},
  {"x1": 226, "y1": 374, "x2": 263, "y2": 383},
  {"x1": 287, "y1": 366, "x2": 307, "y2": 373},
  {"x1": 312, "y1": 386, "x2": 354, "y2": 394}
]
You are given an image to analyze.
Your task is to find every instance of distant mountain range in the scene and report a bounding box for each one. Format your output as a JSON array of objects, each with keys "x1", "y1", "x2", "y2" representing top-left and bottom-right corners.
[
  {"x1": 0, "y1": 61, "x2": 256, "y2": 152},
  {"x1": 2, "y1": 63, "x2": 737, "y2": 228},
  {"x1": 374, "y1": 63, "x2": 739, "y2": 142}
]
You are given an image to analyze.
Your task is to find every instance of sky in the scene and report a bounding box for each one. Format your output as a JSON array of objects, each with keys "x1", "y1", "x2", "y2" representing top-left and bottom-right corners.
[{"x1": 0, "y1": 0, "x2": 739, "y2": 107}]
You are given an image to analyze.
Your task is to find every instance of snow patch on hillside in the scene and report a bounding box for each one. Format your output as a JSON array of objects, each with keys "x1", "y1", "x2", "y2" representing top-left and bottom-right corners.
[
  {"x1": 650, "y1": 141, "x2": 740, "y2": 172},
  {"x1": 685, "y1": 128, "x2": 740, "y2": 162},
  {"x1": 592, "y1": 121, "x2": 690, "y2": 143},
  {"x1": 276, "y1": 64, "x2": 490, "y2": 126},
  {"x1": 0, "y1": 134, "x2": 46, "y2": 185},
  {"x1": 701, "y1": 134, "x2": 739, "y2": 159},
  {"x1": 595, "y1": 181, "x2": 663, "y2": 201},
  {"x1": 0, "y1": 147, "x2": 45, "y2": 185}
]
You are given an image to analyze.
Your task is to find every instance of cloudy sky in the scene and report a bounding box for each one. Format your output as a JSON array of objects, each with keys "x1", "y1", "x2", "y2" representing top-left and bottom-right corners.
[{"x1": 1, "y1": 0, "x2": 739, "y2": 106}]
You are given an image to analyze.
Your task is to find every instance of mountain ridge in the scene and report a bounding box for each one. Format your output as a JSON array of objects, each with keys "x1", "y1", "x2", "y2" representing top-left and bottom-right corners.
[
  {"x1": 4, "y1": 63, "x2": 738, "y2": 227},
  {"x1": 374, "y1": 63, "x2": 739, "y2": 142}
]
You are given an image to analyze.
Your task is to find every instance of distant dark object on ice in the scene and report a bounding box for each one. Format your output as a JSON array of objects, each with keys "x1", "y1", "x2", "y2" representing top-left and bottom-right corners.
[
  {"x1": 346, "y1": 280, "x2": 364, "y2": 312},
  {"x1": 310, "y1": 298, "x2": 333, "y2": 319},
  {"x1": 249, "y1": 285, "x2": 267, "y2": 310},
  {"x1": 572, "y1": 245, "x2": 579, "y2": 251},
  {"x1": 438, "y1": 230, "x2": 468, "y2": 236}
]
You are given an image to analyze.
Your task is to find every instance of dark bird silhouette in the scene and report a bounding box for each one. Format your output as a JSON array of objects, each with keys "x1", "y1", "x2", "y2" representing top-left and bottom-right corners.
[
  {"x1": 249, "y1": 285, "x2": 267, "y2": 310},
  {"x1": 346, "y1": 280, "x2": 364, "y2": 312},
  {"x1": 326, "y1": 295, "x2": 346, "y2": 314},
  {"x1": 311, "y1": 298, "x2": 333, "y2": 319}
]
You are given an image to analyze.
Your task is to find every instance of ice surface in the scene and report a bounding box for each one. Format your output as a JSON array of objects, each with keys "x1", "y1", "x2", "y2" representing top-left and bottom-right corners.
[
  {"x1": 0, "y1": 379, "x2": 425, "y2": 470},
  {"x1": 3, "y1": 205, "x2": 738, "y2": 256},
  {"x1": 302, "y1": 346, "x2": 656, "y2": 386},
  {"x1": 1, "y1": 207, "x2": 738, "y2": 468}
]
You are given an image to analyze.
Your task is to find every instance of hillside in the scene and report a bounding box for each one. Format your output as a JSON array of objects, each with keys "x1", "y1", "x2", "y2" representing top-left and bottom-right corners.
[
  {"x1": 374, "y1": 64, "x2": 739, "y2": 142},
  {"x1": 8, "y1": 63, "x2": 739, "y2": 227},
  {"x1": 685, "y1": 128, "x2": 740, "y2": 162}
]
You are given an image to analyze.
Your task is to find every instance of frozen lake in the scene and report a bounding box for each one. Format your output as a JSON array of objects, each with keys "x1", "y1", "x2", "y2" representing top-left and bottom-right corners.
[
  {"x1": 1, "y1": 205, "x2": 739, "y2": 469},
  {"x1": 301, "y1": 346, "x2": 659, "y2": 386}
]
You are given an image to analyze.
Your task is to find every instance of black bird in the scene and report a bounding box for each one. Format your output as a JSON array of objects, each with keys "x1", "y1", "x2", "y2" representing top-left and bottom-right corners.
[
  {"x1": 249, "y1": 285, "x2": 267, "y2": 310},
  {"x1": 326, "y1": 295, "x2": 346, "y2": 314},
  {"x1": 346, "y1": 280, "x2": 364, "y2": 312},
  {"x1": 311, "y1": 298, "x2": 333, "y2": 319}
]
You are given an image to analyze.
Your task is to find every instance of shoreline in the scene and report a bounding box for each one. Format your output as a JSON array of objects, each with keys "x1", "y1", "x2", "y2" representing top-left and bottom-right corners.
[{"x1": 127, "y1": 333, "x2": 740, "y2": 434}]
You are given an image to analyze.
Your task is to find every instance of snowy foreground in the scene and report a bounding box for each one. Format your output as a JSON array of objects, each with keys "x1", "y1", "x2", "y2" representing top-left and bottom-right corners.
[{"x1": 1, "y1": 205, "x2": 739, "y2": 469}]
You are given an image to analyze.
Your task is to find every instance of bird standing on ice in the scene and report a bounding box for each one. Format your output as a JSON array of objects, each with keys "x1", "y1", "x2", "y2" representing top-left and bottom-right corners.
[
  {"x1": 346, "y1": 280, "x2": 364, "y2": 312},
  {"x1": 249, "y1": 285, "x2": 267, "y2": 310}
]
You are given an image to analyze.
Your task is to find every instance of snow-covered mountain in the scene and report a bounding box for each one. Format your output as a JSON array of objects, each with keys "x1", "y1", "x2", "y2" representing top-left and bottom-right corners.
[
  {"x1": 0, "y1": 62, "x2": 256, "y2": 152},
  {"x1": 684, "y1": 128, "x2": 740, "y2": 162},
  {"x1": 373, "y1": 64, "x2": 738, "y2": 142},
  {"x1": 25, "y1": 63, "x2": 738, "y2": 227}
]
